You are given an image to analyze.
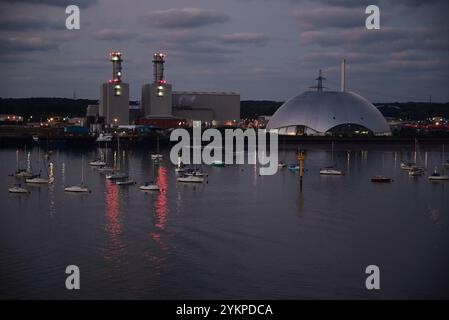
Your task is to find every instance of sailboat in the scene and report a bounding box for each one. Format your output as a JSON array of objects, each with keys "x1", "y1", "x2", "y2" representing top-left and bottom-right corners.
[
  {"x1": 401, "y1": 139, "x2": 425, "y2": 171},
  {"x1": 177, "y1": 175, "x2": 205, "y2": 183},
  {"x1": 95, "y1": 142, "x2": 114, "y2": 172},
  {"x1": 13, "y1": 146, "x2": 39, "y2": 179},
  {"x1": 26, "y1": 149, "x2": 53, "y2": 184},
  {"x1": 151, "y1": 135, "x2": 163, "y2": 160},
  {"x1": 65, "y1": 156, "x2": 90, "y2": 192},
  {"x1": 320, "y1": 141, "x2": 343, "y2": 175},
  {"x1": 106, "y1": 135, "x2": 129, "y2": 180},
  {"x1": 89, "y1": 146, "x2": 106, "y2": 166},
  {"x1": 140, "y1": 159, "x2": 160, "y2": 191},
  {"x1": 8, "y1": 183, "x2": 30, "y2": 194}
]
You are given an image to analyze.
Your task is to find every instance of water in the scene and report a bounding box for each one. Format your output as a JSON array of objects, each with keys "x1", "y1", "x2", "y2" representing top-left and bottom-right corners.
[{"x1": 0, "y1": 144, "x2": 448, "y2": 299}]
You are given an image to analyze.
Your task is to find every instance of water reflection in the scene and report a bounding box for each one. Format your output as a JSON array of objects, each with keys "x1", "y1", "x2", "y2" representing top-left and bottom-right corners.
[
  {"x1": 48, "y1": 161, "x2": 56, "y2": 216},
  {"x1": 150, "y1": 165, "x2": 169, "y2": 250},
  {"x1": 103, "y1": 180, "x2": 125, "y2": 261}
]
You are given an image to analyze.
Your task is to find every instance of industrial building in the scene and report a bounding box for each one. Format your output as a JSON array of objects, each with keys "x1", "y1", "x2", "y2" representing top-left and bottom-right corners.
[
  {"x1": 266, "y1": 60, "x2": 391, "y2": 136},
  {"x1": 141, "y1": 53, "x2": 240, "y2": 127},
  {"x1": 95, "y1": 51, "x2": 239, "y2": 127},
  {"x1": 99, "y1": 52, "x2": 130, "y2": 126}
]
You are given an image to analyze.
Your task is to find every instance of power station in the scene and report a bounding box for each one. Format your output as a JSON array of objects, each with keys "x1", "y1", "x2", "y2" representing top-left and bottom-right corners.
[
  {"x1": 99, "y1": 51, "x2": 240, "y2": 128},
  {"x1": 99, "y1": 52, "x2": 130, "y2": 126}
]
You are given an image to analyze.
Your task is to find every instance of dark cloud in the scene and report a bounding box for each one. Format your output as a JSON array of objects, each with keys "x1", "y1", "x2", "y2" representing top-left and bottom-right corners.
[
  {"x1": 288, "y1": 0, "x2": 445, "y2": 7},
  {"x1": 218, "y1": 33, "x2": 269, "y2": 45},
  {"x1": 142, "y1": 8, "x2": 230, "y2": 29},
  {"x1": 0, "y1": 14, "x2": 63, "y2": 31},
  {"x1": 293, "y1": 7, "x2": 365, "y2": 30},
  {"x1": 299, "y1": 26, "x2": 449, "y2": 53},
  {"x1": 0, "y1": 0, "x2": 97, "y2": 8},
  {"x1": 0, "y1": 35, "x2": 59, "y2": 54},
  {"x1": 92, "y1": 28, "x2": 137, "y2": 41}
]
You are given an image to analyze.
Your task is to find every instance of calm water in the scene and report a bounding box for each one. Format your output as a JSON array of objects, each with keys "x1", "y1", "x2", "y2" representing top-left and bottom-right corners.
[{"x1": 0, "y1": 143, "x2": 448, "y2": 299}]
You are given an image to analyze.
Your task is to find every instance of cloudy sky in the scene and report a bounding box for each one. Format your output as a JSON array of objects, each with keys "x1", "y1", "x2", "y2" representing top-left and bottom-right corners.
[{"x1": 0, "y1": 0, "x2": 448, "y2": 102}]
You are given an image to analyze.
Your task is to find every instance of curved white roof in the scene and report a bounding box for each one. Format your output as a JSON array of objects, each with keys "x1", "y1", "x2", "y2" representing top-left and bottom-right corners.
[{"x1": 266, "y1": 90, "x2": 390, "y2": 135}]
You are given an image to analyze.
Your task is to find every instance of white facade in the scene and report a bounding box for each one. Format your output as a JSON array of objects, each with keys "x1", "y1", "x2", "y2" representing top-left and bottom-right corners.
[
  {"x1": 267, "y1": 91, "x2": 391, "y2": 136},
  {"x1": 100, "y1": 82, "x2": 130, "y2": 125}
]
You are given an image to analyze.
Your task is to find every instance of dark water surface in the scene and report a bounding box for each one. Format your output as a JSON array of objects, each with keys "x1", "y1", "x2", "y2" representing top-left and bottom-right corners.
[{"x1": 1, "y1": 143, "x2": 448, "y2": 299}]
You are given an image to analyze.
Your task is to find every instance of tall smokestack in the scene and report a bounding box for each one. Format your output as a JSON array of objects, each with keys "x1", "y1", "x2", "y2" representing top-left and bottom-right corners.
[
  {"x1": 153, "y1": 53, "x2": 166, "y2": 83},
  {"x1": 109, "y1": 51, "x2": 122, "y2": 83},
  {"x1": 341, "y1": 59, "x2": 346, "y2": 92}
]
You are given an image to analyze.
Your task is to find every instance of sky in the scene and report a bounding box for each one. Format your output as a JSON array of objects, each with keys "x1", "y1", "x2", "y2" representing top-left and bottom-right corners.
[{"x1": 0, "y1": 0, "x2": 448, "y2": 102}]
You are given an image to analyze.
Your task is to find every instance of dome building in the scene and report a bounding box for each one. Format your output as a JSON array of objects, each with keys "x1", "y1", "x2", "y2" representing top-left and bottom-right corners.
[{"x1": 266, "y1": 61, "x2": 391, "y2": 136}]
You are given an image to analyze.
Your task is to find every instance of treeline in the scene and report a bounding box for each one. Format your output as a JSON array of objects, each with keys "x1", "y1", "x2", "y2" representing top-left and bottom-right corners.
[
  {"x1": 0, "y1": 98, "x2": 97, "y2": 121},
  {"x1": 240, "y1": 100, "x2": 284, "y2": 119},
  {"x1": 376, "y1": 102, "x2": 449, "y2": 120}
]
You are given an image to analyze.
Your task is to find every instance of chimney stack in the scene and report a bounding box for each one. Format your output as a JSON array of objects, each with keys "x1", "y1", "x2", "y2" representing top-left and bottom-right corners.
[{"x1": 341, "y1": 59, "x2": 346, "y2": 92}]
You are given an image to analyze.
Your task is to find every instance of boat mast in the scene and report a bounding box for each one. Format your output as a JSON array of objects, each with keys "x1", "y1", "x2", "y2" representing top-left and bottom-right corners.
[{"x1": 81, "y1": 155, "x2": 84, "y2": 185}]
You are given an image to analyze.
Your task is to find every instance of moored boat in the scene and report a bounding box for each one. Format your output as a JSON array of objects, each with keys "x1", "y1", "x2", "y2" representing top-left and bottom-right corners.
[
  {"x1": 105, "y1": 172, "x2": 129, "y2": 180},
  {"x1": 8, "y1": 184, "x2": 30, "y2": 194},
  {"x1": 319, "y1": 167, "x2": 343, "y2": 175},
  {"x1": 64, "y1": 184, "x2": 90, "y2": 193},
  {"x1": 400, "y1": 162, "x2": 416, "y2": 170},
  {"x1": 116, "y1": 179, "x2": 136, "y2": 185},
  {"x1": 409, "y1": 167, "x2": 425, "y2": 176},
  {"x1": 139, "y1": 182, "x2": 160, "y2": 191},
  {"x1": 89, "y1": 159, "x2": 107, "y2": 166},
  {"x1": 210, "y1": 160, "x2": 225, "y2": 167},
  {"x1": 371, "y1": 176, "x2": 393, "y2": 183},
  {"x1": 428, "y1": 168, "x2": 449, "y2": 181},
  {"x1": 177, "y1": 175, "x2": 205, "y2": 183},
  {"x1": 26, "y1": 177, "x2": 54, "y2": 184}
]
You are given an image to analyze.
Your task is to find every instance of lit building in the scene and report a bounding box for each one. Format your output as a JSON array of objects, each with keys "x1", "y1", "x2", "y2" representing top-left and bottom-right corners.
[
  {"x1": 266, "y1": 60, "x2": 391, "y2": 136},
  {"x1": 99, "y1": 51, "x2": 130, "y2": 125},
  {"x1": 141, "y1": 53, "x2": 240, "y2": 126},
  {"x1": 141, "y1": 53, "x2": 173, "y2": 117}
]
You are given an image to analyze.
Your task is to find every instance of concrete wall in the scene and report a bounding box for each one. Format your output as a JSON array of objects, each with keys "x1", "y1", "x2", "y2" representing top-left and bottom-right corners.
[
  {"x1": 172, "y1": 92, "x2": 240, "y2": 122},
  {"x1": 172, "y1": 108, "x2": 213, "y2": 123},
  {"x1": 100, "y1": 83, "x2": 129, "y2": 125},
  {"x1": 141, "y1": 83, "x2": 173, "y2": 117}
]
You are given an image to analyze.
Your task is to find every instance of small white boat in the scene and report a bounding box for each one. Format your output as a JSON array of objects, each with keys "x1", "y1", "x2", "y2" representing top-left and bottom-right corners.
[
  {"x1": 151, "y1": 154, "x2": 163, "y2": 160},
  {"x1": 139, "y1": 183, "x2": 160, "y2": 191},
  {"x1": 177, "y1": 175, "x2": 205, "y2": 183},
  {"x1": 105, "y1": 172, "x2": 128, "y2": 180},
  {"x1": 8, "y1": 184, "x2": 30, "y2": 194},
  {"x1": 66, "y1": 156, "x2": 90, "y2": 192},
  {"x1": 210, "y1": 160, "x2": 225, "y2": 167},
  {"x1": 320, "y1": 167, "x2": 343, "y2": 175},
  {"x1": 400, "y1": 162, "x2": 416, "y2": 170},
  {"x1": 64, "y1": 185, "x2": 90, "y2": 193},
  {"x1": 278, "y1": 161, "x2": 287, "y2": 168},
  {"x1": 116, "y1": 179, "x2": 136, "y2": 185},
  {"x1": 26, "y1": 177, "x2": 54, "y2": 184},
  {"x1": 409, "y1": 167, "x2": 425, "y2": 176},
  {"x1": 428, "y1": 169, "x2": 449, "y2": 181},
  {"x1": 14, "y1": 170, "x2": 38, "y2": 179},
  {"x1": 96, "y1": 133, "x2": 113, "y2": 142},
  {"x1": 371, "y1": 176, "x2": 393, "y2": 183},
  {"x1": 89, "y1": 159, "x2": 107, "y2": 166},
  {"x1": 184, "y1": 168, "x2": 206, "y2": 177}
]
